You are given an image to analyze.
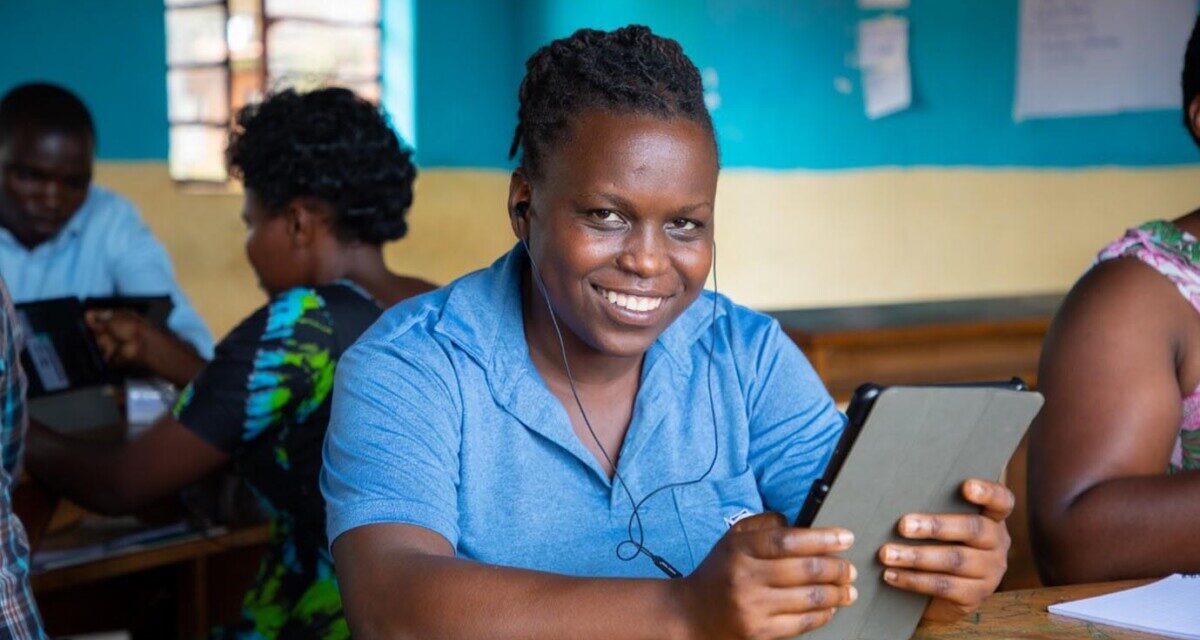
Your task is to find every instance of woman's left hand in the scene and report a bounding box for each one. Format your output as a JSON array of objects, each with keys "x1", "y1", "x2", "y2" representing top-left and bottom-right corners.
[{"x1": 877, "y1": 478, "x2": 1013, "y2": 623}]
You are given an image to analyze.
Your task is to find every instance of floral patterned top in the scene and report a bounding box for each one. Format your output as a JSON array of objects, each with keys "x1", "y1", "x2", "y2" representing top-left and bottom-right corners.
[{"x1": 1097, "y1": 220, "x2": 1200, "y2": 472}]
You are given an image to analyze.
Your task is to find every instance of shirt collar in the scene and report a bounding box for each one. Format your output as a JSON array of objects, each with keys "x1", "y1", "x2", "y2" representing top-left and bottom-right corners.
[{"x1": 56, "y1": 186, "x2": 96, "y2": 239}]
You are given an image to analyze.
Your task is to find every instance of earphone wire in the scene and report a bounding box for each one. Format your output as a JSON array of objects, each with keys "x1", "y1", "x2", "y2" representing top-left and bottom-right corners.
[{"x1": 522, "y1": 236, "x2": 721, "y2": 579}]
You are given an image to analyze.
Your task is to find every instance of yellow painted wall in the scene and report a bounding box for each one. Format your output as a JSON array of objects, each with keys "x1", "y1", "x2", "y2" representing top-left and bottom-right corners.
[{"x1": 95, "y1": 162, "x2": 1200, "y2": 340}]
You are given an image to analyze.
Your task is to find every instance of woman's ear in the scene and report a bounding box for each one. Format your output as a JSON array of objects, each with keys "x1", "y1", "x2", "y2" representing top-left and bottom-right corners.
[
  {"x1": 1187, "y1": 96, "x2": 1200, "y2": 144},
  {"x1": 282, "y1": 197, "x2": 323, "y2": 247},
  {"x1": 507, "y1": 168, "x2": 533, "y2": 243}
]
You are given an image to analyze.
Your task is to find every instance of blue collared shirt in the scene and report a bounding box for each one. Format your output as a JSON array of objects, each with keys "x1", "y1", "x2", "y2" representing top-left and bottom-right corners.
[
  {"x1": 0, "y1": 186, "x2": 214, "y2": 358},
  {"x1": 322, "y1": 246, "x2": 844, "y2": 578}
]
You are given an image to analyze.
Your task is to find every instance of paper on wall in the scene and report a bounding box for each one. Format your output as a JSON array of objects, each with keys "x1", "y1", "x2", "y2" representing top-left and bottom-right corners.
[
  {"x1": 1015, "y1": 0, "x2": 1196, "y2": 120},
  {"x1": 858, "y1": 16, "x2": 911, "y2": 119},
  {"x1": 858, "y1": 0, "x2": 909, "y2": 8}
]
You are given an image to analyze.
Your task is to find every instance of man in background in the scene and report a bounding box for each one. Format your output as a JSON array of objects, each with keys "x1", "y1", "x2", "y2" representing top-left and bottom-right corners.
[
  {"x1": 0, "y1": 272, "x2": 44, "y2": 639},
  {"x1": 0, "y1": 83, "x2": 213, "y2": 381}
]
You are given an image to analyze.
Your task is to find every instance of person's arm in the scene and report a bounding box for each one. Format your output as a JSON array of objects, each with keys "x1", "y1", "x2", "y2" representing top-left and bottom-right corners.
[
  {"x1": 25, "y1": 416, "x2": 227, "y2": 515},
  {"x1": 746, "y1": 318, "x2": 1012, "y2": 621},
  {"x1": 26, "y1": 294, "x2": 297, "y2": 516},
  {"x1": 105, "y1": 199, "x2": 215, "y2": 359},
  {"x1": 1029, "y1": 259, "x2": 1200, "y2": 585},
  {"x1": 335, "y1": 516, "x2": 855, "y2": 640}
]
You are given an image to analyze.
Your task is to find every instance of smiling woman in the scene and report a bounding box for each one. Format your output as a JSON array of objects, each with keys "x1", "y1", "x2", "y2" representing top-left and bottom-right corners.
[{"x1": 321, "y1": 25, "x2": 1016, "y2": 640}]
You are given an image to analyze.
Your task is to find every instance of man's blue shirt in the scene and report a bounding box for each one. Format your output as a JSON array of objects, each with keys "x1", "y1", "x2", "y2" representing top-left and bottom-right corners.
[
  {"x1": 0, "y1": 185, "x2": 214, "y2": 358},
  {"x1": 322, "y1": 246, "x2": 844, "y2": 578}
]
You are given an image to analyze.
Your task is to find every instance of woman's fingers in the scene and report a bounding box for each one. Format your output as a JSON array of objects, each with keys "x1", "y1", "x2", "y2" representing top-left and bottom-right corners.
[
  {"x1": 758, "y1": 555, "x2": 856, "y2": 587},
  {"x1": 961, "y1": 479, "x2": 1015, "y2": 521},
  {"x1": 761, "y1": 609, "x2": 838, "y2": 639},
  {"x1": 878, "y1": 544, "x2": 996, "y2": 579},
  {"x1": 766, "y1": 583, "x2": 858, "y2": 614},
  {"x1": 895, "y1": 513, "x2": 1007, "y2": 550},
  {"x1": 882, "y1": 569, "x2": 990, "y2": 609},
  {"x1": 739, "y1": 526, "x2": 854, "y2": 560}
]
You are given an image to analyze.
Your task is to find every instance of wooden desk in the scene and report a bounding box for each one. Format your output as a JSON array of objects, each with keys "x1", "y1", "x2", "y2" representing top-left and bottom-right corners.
[
  {"x1": 33, "y1": 522, "x2": 270, "y2": 592},
  {"x1": 914, "y1": 580, "x2": 1160, "y2": 639},
  {"x1": 32, "y1": 521, "x2": 270, "y2": 638},
  {"x1": 770, "y1": 294, "x2": 1063, "y2": 402}
]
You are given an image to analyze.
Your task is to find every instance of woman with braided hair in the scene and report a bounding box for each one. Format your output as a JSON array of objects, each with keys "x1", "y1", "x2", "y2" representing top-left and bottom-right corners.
[{"x1": 323, "y1": 26, "x2": 1011, "y2": 639}]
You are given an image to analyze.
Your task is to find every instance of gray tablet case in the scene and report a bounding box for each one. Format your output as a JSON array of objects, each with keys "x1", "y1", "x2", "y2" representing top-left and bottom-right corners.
[{"x1": 797, "y1": 386, "x2": 1043, "y2": 640}]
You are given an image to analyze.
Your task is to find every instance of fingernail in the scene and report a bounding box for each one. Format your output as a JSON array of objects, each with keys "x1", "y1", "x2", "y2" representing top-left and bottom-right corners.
[
  {"x1": 884, "y1": 546, "x2": 899, "y2": 562},
  {"x1": 849, "y1": 564, "x2": 858, "y2": 581},
  {"x1": 968, "y1": 481, "x2": 984, "y2": 498},
  {"x1": 838, "y1": 530, "x2": 854, "y2": 547},
  {"x1": 847, "y1": 585, "x2": 858, "y2": 603},
  {"x1": 884, "y1": 569, "x2": 898, "y2": 582},
  {"x1": 902, "y1": 518, "x2": 923, "y2": 535}
]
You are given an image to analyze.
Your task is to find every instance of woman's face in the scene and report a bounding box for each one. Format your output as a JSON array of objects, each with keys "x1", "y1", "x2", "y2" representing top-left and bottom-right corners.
[
  {"x1": 242, "y1": 191, "x2": 309, "y2": 296},
  {"x1": 514, "y1": 111, "x2": 719, "y2": 358}
]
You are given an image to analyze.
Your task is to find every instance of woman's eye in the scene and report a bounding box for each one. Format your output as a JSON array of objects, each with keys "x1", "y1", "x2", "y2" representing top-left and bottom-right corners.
[
  {"x1": 670, "y1": 218, "x2": 699, "y2": 231},
  {"x1": 589, "y1": 209, "x2": 623, "y2": 223}
]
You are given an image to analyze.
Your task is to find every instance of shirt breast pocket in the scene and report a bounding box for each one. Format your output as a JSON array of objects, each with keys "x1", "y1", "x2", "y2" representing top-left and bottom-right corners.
[{"x1": 672, "y1": 467, "x2": 764, "y2": 572}]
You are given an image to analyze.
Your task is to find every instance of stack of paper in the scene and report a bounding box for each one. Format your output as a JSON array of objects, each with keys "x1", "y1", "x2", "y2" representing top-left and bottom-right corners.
[{"x1": 1048, "y1": 574, "x2": 1200, "y2": 639}]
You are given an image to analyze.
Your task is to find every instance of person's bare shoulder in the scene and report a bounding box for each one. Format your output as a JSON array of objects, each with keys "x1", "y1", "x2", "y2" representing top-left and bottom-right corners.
[{"x1": 1050, "y1": 257, "x2": 1196, "y2": 351}]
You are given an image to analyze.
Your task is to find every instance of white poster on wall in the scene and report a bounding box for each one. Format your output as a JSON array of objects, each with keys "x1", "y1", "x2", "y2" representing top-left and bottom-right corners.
[
  {"x1": 858, "y1": 16, "x2": 911, "y2": 119},
  {"x1": 1015, "y1": 0, "x2": 1196, "y2": 120}
]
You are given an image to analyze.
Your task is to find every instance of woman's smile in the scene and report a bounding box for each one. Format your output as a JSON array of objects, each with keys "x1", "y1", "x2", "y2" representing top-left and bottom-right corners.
[{"x1": 591, "y1": 283, "x2": 673, "y2": 327}]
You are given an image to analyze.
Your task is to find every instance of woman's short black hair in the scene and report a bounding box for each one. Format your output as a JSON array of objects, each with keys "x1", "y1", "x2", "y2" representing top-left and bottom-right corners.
[
  {"x1": 509, "y1": 24, "x2": 716, "y2": 177},
  {"x1": 1183, "y1": 16, "x2": 1200, "y2": 145},
  {"x1": 227, "y1": 87, "x2": 416, "y2": 244}
]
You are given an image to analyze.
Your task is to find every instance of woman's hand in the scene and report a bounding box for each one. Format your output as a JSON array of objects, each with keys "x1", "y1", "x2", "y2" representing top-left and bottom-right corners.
[
  {"x1": 86, "y1": 310, "x2": 206, "y2": 387},
  {"x1": 677, "y1": 512, "x2": 858, "y2": 640},
  {"x1": 87, "y1": 309, "x2": 153, "y2": 369},
  {"x1": 878, "y1": 478, "x2": 1013, "y2": 623}
]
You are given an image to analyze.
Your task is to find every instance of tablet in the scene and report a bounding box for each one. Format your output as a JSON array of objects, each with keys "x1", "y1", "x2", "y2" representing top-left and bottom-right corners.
[
  {"x1": 791, "y1": 381, "x2": 1043, "y2": 640},
  {"x1": 84, "y1": 295, "x2": 174, "y2": 330},
  {"x1": 15, "y1": 297, "x2": 113, "y2": 398},
  {"x1": 796, "y1": 379, "x2": 1029, "y2": 528}
]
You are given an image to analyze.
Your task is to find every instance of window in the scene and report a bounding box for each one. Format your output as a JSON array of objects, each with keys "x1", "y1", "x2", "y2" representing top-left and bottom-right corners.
[{"x1": 164, "y1": 0, "x2": 385, "y2": 182}]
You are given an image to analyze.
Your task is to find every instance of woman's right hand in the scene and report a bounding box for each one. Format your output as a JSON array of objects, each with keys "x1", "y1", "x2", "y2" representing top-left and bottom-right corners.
[
  {"x1": 676, "y1": 512, "x2": 858, "y2": 640},
  {"x1": 86, "y1": 309, "x2": 206, "y2": 387}
]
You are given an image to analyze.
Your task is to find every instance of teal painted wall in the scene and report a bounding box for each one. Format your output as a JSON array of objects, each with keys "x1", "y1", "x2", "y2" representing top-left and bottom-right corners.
[
  {"x1": 412, "y1": 0, "x2": 522, "y2": 167},
  {"x1": 417, "y1": 0, "x2": 1200, "y2": 169},
  {"x1": 3, "y1": 0, "x2": 1198, "y2": 167},
  {"x1": 0, "y1": 0, "x2": 168, "y2": 159}
]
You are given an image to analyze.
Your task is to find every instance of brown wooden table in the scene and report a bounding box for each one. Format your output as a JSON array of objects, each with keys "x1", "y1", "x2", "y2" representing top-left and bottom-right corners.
[
  {"x1": 32, "y1": 520, "x2": 270, "y2": 638},
  {"x1": 770, "y1": 294, "x2": 1063, "y2": 403},
  {"x1": 32, "y1": 522, "x2": 270, "y2": 592},
  {"x1": 913, "y1": 579, "x2": 1162, "y2": 639}
]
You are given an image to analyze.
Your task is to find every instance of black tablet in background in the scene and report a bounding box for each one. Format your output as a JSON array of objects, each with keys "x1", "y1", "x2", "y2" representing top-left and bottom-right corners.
[
  {"x1": 15, "y1": 297, "x2": 113, "y2": 399},
  {"x1": 84, "y1": 295, "x2": 173, "y2": 331},
  {"x1": 15, "y1": 297, "x2": 123, "y2": 435}
]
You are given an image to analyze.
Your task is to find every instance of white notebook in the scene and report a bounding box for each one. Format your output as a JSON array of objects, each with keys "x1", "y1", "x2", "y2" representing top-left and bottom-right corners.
[{"x1": 1048, "y1": 574, "x2": 1200, "y2": 639}]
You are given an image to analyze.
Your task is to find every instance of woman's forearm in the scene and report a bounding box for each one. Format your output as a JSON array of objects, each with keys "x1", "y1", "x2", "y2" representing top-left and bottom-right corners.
[
  {"x1": 1032, "y1": 471, "x2": 1200, "y2": 584},
  {"x1": 342, "y1": 551, "x2": 692, "y2": 640},
  {"x1": 142, "y1": 328, "x2": 206, "y2": 388},
  {"x1": 24, "y1": 422, "x2": 139, "y2": 515}
]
